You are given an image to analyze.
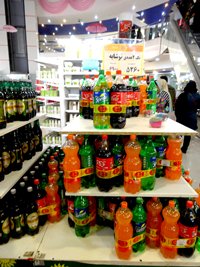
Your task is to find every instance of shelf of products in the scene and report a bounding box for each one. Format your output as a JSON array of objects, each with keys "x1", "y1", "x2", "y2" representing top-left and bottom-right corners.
[
  {"x1": 36, "y1": 96, "x2": 60, "y2": 102},
  {"x1": 65, "y1": 177, "x2": 197, "y2": 198},
  {"x1": 61, "y1": 116, "x2": 197, "y2": 136},
  {"x1": 0, "y1": 113, "x2": 46, "y2": 138},
  {"x1": 0, "y1": 145, "x2": 48, "y2": 199},
  {"x1": 46, "y1": 114, "x2": 61, "y2": 120},
  {"x1": 63, "y1": 71, "x2": 98, "y2": 76}
]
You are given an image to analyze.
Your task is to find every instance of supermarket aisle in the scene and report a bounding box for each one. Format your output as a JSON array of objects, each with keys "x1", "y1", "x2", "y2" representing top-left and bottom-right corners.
[{"x1": 182, "y1": 135, "x2": 200, "y2": 188}]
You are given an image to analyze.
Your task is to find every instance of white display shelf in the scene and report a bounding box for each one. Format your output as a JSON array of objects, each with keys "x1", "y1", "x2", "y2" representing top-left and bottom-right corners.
[
  {"x1": 46, "y1": 114, "x2": 61, "y2": 119},
  {"x1": 0, "y1": 113, "x2": 46, "y2": 137},
  {"x1": 0, "y1": 145, "x2": 48, "y2": 199},
  {"x1": 36, "y1": 96, "x2": 60, "y2": 102},
  {"x1": 36, "y1": 218, "x2": 200, "y2": 266},
  {"x1": 65, "y1": 97, "x2": 79, "y2": 101},
  {"x1": 0, "y1": 224, "x2": 48, "y2": 260},
  {"x1": 65, "y1": 177, "x2": 198, "y2": 198},
  {"x1": 61, "y1": 117, "x2": 197, "y2": 136},
  {"x1": 65, "y1": 109, "x2": 79, "y2": 113},
  {"x1": 35, "y1": 59, "x2": 59, "y2": 68},
  {"x1": 41, "y1": 126, "x2": 61, "y2": 132},
  {"x1": 63, "y1": 72, "x2": 98, "y2": 76}
]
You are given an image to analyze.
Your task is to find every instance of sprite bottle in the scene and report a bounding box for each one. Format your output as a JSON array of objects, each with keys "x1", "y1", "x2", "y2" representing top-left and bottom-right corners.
[
  {"x1": 74, "y1": 196, "x2": 90, "y2": 237},
  {"x1": 154, "y1": 136, "x2": 167, "y2": 178},
  {"x1": 146, "y1": 79, "x2": 157, "y2": 114}
]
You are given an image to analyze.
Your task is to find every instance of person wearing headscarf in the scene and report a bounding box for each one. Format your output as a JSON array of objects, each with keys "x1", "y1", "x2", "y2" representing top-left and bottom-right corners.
[
  {"x1": 156, "y1": 78, "x2": 173, "y2": 113},
  {"x1": 175, "y1": 80, "x2": 200, "y2": 153}
]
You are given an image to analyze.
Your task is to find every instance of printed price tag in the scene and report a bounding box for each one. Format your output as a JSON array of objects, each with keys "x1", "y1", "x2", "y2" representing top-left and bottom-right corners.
[
  {"x1": 157, "y1": 159, "x2": 182, "y2": 167},
  {"x1": 38, "y1": 204, "x2": 57, "y2": 216},
  {"x1": 80, "y1": 100, "x2": 90, "y2": 107},
  {"x1": 116, "y1": 233, "x2": 145, "y2": 248},
  {"x1": 64, "y1": 167, "x2": 94, "y2": 179},
  {"x1": 124, "y1": 169, "x2": 156, "y2": 181},
  {"x1": 94, "y1": 104, "x2": 127, "y2": 114},
  {"x1": 96, "y1": 166, "x2": 122, "y2": 179},
  {"x1": 160, "y1": 235, "x2": 196, "y2": 248}
]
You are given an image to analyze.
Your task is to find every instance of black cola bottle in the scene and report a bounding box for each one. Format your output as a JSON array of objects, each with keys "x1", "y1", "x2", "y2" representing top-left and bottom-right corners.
[
  {"x1": 1, "y1": 135, "x2": 12, "y2": 175},
  {"x1": 0, "y1": 198, "x2": 10, "y2": 245},
  {"x1": 96, "y1": 135, "x2": 114, "y2": 192},
  {"x1": 178, "y1": 200, "x2": 198, "y2": 257},
  {"x1": 33, "y1": 120, "x2": 43, "y2": 152},
  {"x1": 110, "y1": 70, "x2": 127, "y2": 129}
]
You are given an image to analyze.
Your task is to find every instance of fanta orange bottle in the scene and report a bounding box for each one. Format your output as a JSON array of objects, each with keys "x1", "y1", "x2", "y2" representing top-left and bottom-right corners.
[
  {"x1": 160, "y1": 200, "x2": 180, "y2": 258},
  {"x1": 124, "y1": 135, "x2": 142, "y2": 194},
  {"x1": 115, "y1": 201, "x2": 133, "y2": 260},
  {"x1": 165, "y1": 136, "x2": 182, "y2": 180},
  {"x1": 146, "y1": 197, "x2": 163, "y2": 248},
  {"x1": 139, "y1": 77, "x2": 147, "y2": 115},
  {"x1": 63, "y1": 134, "x2": 81, "y2": 193}
]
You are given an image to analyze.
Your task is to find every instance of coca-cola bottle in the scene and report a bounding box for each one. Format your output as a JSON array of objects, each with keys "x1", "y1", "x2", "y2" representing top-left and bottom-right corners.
[
  {"x1": 96, "y1": 135, "x2": 114, "y2": 192},
  {"x1": 110, "y1": 70, "x2": 127, "y2": 129}
]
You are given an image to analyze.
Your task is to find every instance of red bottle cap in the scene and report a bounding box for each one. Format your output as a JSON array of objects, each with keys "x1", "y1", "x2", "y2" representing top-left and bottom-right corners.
[
  {"x1": 34, "y1": 179, "x2": 39, "y2": 185},
  {"x1": 186, "y1": 200, "x2": 193, "y2": 209},
  {"x1": 50, "y1": 156, "x2": 54, "y2": 160},
  {"x1": 102, "y1": 135, "x2": 108, "y2": 140},
  {"x1": 184, "y1": 169, "x2": 190, "y2": 175},
  {"x1": 152, "y1": 197, "x2": 158, "y2": 202},
  {"x1": 121, "y1": 201, "x2": 127, "y2": 209},
  {"x1": 169, "y1": 200, "x2": 175, "y2": 208},
  {"x1": 116, "y1": 70, "x2": 121, "y2": 75}
]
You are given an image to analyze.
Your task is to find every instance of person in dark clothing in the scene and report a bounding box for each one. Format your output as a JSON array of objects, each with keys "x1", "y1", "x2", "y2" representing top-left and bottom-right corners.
[
  {"x1": 160, "y1": 75, "x2": 176, "y2": 110},
  {"x1": 175, "y1": 80, "x2": 200, "y2": 153},
  {"x1": 190, "y1": 0, "x2": 200, "y2": 33}
]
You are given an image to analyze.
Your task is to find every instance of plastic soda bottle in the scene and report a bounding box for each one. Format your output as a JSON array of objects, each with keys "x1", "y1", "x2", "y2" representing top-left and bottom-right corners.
[
  {"x1": 124, "y1": 135, "x2": 142, "y2": 194},
  {"x1": 193, "y1": 200, "x2": 200, "y2": 252},
  {"x1": 74, "y1": 196, "x2": 90, "y2": 237},
  {"x1": 154, "y1": 136, "x2": 167, "y2": 178},
  {"x1": 178, "y1": 200, "x2": 198, "y2": 257},
  {"x1": 160, "y1": 200, "x2": 180, "y2": 258},
  {"x1": 67, "y1": 196, "x2": 75, "y2": 228},
  {"x1": 63, "y1": 135, "x2": 81, "y2": 193},
  {"x1": 126, "y1": 77, "x2": 133, "y2": 118},
  {"x1": 132, "y1": 197, "x2": 146, "y2": 253},
  {"x1": 93, "y1": 70, "x2": 110, "y2": 129},
  {"x1": 139, "y1": 77, "x2": 147, "y2": 115},
  {"x1": 48, "y1": 155, "x2": 59, "y2": 182},
  {"x1": 140, "y1": 136, "x2": 156, "y2": 190},
  {"x1": 115, "y1": 201, "x2": 133, "y2": 259},
  {"x1": 80, "y1": 76, "x2": 91, "y2": 119},
  {"x1": 96, "y1": 135, "x2": 114, "y2": 192},
  {"x1": 132, "y1": 78, "x2": 140, "y2": 117},
  {"x1": 110, "y1": 70, "x2": 127, "y2": 129},
  {"x1": 79, "y1": 135, "x2": 95, "y2": 188},
  {"x1": 146, "y1": 79, "x2": 157, "y2": 114},
  {"x1": 105, "y1": 70, "x2": 113, "y2": 89},
  {"x1": 45, "y1": 176, "x2": 61, "y2": 223},
  {"x1": 165, "y1": 136, "x2": 182, "y2": 180},
  {"x1": 146, "y1": 197, "x2": 163, "y2": 248}
]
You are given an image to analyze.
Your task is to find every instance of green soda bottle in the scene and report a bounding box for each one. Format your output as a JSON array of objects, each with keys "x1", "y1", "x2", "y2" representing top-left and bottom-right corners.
[
  {"x1": 74, "y1": 196, "x2": 90, "y2": 237},
  {"x1": 154, "y1": 136, "x2": 167, "y2": 178},
  {"x1": 132, "y1": 197, "x2": 146, "y2": 253},
  {"x1": 140, "y1": 136, "x2": 156, "y2": 190},
  {"x1": 146, "y1": 79, "x2": 157, "y2": 114},
  {"x1": 93, "y1": 70, "x2": 110, "y2": 129},
  {"x1": 79, "y1": 135, "x2": 95, "y2": 188}
]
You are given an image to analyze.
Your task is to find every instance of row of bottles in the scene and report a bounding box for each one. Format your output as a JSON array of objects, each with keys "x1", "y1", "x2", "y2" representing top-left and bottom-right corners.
[
  {"x1": 62, "y1": 134, "x2": 183, "y2": 193},
  {"x1": 80, "y1": 70, "x2": 157, "y2": 129},
  {"x1": 0, "y1": 120, "x2": 43, "y2": 181},
  {"x1": 0, "y1": 80, "x2": 37, "y2": 129}
]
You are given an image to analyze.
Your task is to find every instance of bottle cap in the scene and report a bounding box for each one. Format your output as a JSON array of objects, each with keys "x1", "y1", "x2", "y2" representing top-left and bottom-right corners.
[
  {"x1": 10, "y1": 188, "x2": 16, "y2": 195},
  {"x1": 106, "y1": 70, "x2": 111, "y2": 75},
  {"x1": 19, "y1": 182, "x2": 25, "y2": 187},
  {"x1": 169, "y1": 200, "x2": 175, "y2": 208},
  {"x1": 130, "y1": 134, "x2": 136, "y2": 141},
  {"x1": 116, "y1": 70, "x2": 121, "y2": 75},
  {"x1": 136, "y1": 197, "x2": 143, "y2": 204},
  {"x1": 27, "y1": 187, "x2": 33, "y2": 192},
  {"x1": 121, "y1": 201, "x2": 127, "y2": 208},
  {"x1": 152, "y1": 197, "x2": 158, "y2": 202},
  {"x1": 67, "y1": 134, "x2": 74, "y2": 140},
  {"x1": 184, "y1": 169, "x2": 190, "y2": 175},
  {"x1": 50, "y1": 156, "x2": 54, "y2": 160},
  {"x1": 102, "y1": 135, "x2": 108, "y2": 140},
  {"x1": 34, "y1": 179, "x2": 40, "y2": 185},
  {"x1": 186, "y1": 200, "x2": 194, "y2": 209}
]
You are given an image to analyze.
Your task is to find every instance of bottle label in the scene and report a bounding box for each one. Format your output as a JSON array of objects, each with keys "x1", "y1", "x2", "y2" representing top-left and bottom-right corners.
[
  {"x1": 11, "y1": 151, "x2": 16, "y2": 164},
  {"x1": 133, "y1": 91, "x2": 140, "y2": 100},
  {"x1": 2, "y1": 151, "x2": 11, "y2": 169},
  {"x1": 160, "y1": 235, "x2": 196, "y2": 248},
  {"x1": 36, "y1": 197, "x2": 47, "y2": 209},
  {"x1": 124, "y1": 169, "x2": 156, "y2": 181},
  {"x1": 156, "y1": 146, "x2": 165, "y2": 159},
  {"x1": 0, "y1": 159, "x2": 3, "y2": 173},
  {"x1": 73, "y1": 211, "x2": 95, "y2": 226},
  {"x1": 80, "y1": 100, "x2": 90, "y2": 107},
  {"x1": 26, "y1": 212, "x2": 39, "y2": 230},
  {"x1": 150, "y1": 156, "x2": 157, "y2": 168},
  {"x1": 98, "y1": 208, "x2": 114, "y2": 221},
  {"x1": 94, "y1": 104, "x2": 126, "y2": 114},
  {"x1": 30, "y1": 140, "x2": 34, "y2": 152},
  {"x1": 28, "y1": 99, "x2": 33, "y2": 113},
  {"x1": 38, "y1": 204, "x2": 56, "y2": 216},
  {"x1": 146, "y1": 227, "x2": 159, "y2": 240},
  {"x1": 94, "y1": 91, "x2": 110, "y2": 104},
  {"x1": 33, "y1": 99, "x2": 37, "y2": 111},
  {"x1": 13, "y1": 99, "x2": 17, "y2": 115},
  {"x1": 114, "y1": 153, "x2": 124, "y2": 167},
  {"x1": 132, "y1": 100, "x2": 140, "y2": 106},
  {"x1": 116, "y1": 233, "x2": 145, "y2": 248},
  {"x1": 6, "y1": 100, "x2": 13, "y2": 115},
  {"x1": 10, "y1": 214, "x2": 24, "y2": 232},
  {"x1": 67, "y1": 199, "x2": 74, "y2": 220},
  {"x1": 34, "y1": 135, "x2": 40, "y2": 147},
  {"x1": 96, "y1": 157, "x2": 113, "y2": 170},
  {"x1": 74, "y1": 207, "x2": 89, "y2": 225},
  {"x1": 81, "y1": 155, "x2": 93, "y2": 168},
  {"x1": 142, "y1": 99, "x2": 157, "y2": 104},
  {"x1": 96, "y1": 166, "x2": 122, "y2": 179},
  {"x1": 17, "y1": 100, "x2": 26, "y2": 114},
  {"x1": 110, "y1": 92, "x2": 127, "y2": 105},
  {"x1": 22, "y1": 142, "x2": 29, "y2": 154},
  {"x1": 179, "y1": 223, "x2": 198, "y2": 238},
  {"x1": 134, "y1": 222, "x2": 146, "y2": 234},
  {"x1": 0, "y1": 100, "x2": 6, "y2": 122},
  {"x1": 64, "y1": 167, "x2": 94, "y2": 179},
  {"x1": 2, "y1": 217, "x2": 10, "y2": 235},
  {"x1": 157, "y1": 159, "x2": 182, "y2": 167}
]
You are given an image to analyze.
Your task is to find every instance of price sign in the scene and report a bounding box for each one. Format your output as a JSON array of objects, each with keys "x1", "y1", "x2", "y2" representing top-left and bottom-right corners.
[{"x1": 103, "y1": 42, "x2": 144, "y2": 76}]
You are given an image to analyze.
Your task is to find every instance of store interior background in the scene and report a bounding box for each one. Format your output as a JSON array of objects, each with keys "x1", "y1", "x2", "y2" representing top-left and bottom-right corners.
[{"x1": 0, "y1": 0, "x2": 200, "y2": 183}]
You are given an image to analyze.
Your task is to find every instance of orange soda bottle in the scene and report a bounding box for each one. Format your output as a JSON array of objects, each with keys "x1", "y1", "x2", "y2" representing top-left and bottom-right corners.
[
  {"x1": 139, "y1": 77, "x2": 147, "y2": 114},
  {"x1": 160, "y1": 200, "x2": 180, "y2": 258},
  {"x1": 45, "y1": 176, "x2": 61, "y2": 223},
  {"x1": 63, "y1": 135, "x2": 81, "y2": 193},
  {"x1": 124, "y1": 135, "x2": 142, "y2": 194},
  {"x1": 146, "y1": 197, "x2": 163, "y2": 248},
  {"x1": 105, "y1": 70, "x2": 113, "y2": 89},
  {"x1": 115, "y1": 201, "x2": 133, "y2": 260},
  {"x1": 165, "y1": 136, "x2": 182, "y2": 180},
  {"x1": 48, "y1": 155, "x2": 59, "y2": 182}
]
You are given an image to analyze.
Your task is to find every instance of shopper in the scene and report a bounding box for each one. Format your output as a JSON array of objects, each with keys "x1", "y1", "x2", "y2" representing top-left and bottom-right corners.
[
  {"x1": 160, "y1": 75, "x2": 176, "y2": 111},
  {"x1": 190, "y1": 0, "x2": 200, "y2": 33},
  {"x1": 156, "y1": 78, "x2": 173, "y2": 114},
  {"x1": 175, "y1": 80, "x2": 200, "y2": 153}
]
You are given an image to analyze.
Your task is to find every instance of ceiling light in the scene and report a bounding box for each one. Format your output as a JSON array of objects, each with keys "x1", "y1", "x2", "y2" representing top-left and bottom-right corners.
[
  {"x1": 142, "y1": 18, "x2": 145, "y2": 22},
  {"x1": 73, "y1": 26, "x2": 76, "y2": 30},
  {"x1": 116, "y1": 17, "x2": 119, "y2": 21},
  {"x1": 132, "y1": 5, "x2": 136, "y2": 10},
  {"x1": 41, "y1": 24, "x2": 44, "y2": 27},
  {"x1": 155, "y1": 57, "x2": 160, "y2": 61},
  {"x1": 87, "y1": 31, "x2": 90, "y2": 35},
  {"x1": 44, "y1": 34, "x2": 47, "y2": 38},
  {"x1": 48, "y1": 47, "x2": 51, "y2": 50},
  {"x1": 44, "y1": 38, "x2": 47, "y2": 43},
  {"x1": 99, "y1": 20, "x2": 102, "y2": 24},
  {"x1": 162, "y1": 69, "x2": 166, "y2": 71},
  {"x1": 159, "y1": 19, "x2": 161, "y2": 22},
  {"x1": 63, "y1": 19, "x2": 66, "y2": 23},
  {"x1": 69, "y1": 32, "x2": 71, "y2": 35},
  {"x1": 80, "y1": 21, "x2": 84, "y2": 26},
  {"x1": 94, "y1": 15, "x2": 98, "y2": 20},
  {"x1": 42, "y1": 42, "x2": 45, "y2": 45},
  {"x1": 162, "y1": 11, "x2": 165, "y2": 16},
  {"x1": 165, "y1": 2, "x2": 169, "y2": 7},
  {"x1": 141, "y1": 12, "x2": 144, "y2": 16},
  {"x1": 55, "y1": 27, "x2": 58, "y2": 31},
  {"x1": 47, "y1": 19, "x2": 51, "y2": 23},
  {"x1": 60, "y1": 23, "x2": 63, "y2": 27},
  {"x1": 53, "y1": 32, "x2": 55, "y2": 35}
]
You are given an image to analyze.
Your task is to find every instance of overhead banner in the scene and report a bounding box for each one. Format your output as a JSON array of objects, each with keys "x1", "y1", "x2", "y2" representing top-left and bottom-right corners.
[{"x1": 103, "y1": 39, "x2": 144, "y2": 76}]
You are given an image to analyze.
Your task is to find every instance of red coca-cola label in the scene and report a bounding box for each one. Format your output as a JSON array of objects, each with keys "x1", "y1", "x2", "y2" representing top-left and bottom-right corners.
[
  {"x1": 81, "y1": 91, "x2": 91, "y2": 101},
  {"x1": 111, "y1": 92, "x2": 127, "y2": 105},
  {"x1": 127, "y1": 91, "x2": 134, "y2": 101},
  {"x1": 133, "y1": 91, "x2": 140, "y2": 100},
  {"x1": 36, "y1": 197, "x2": 47, "y2": 208},
  {"x1": 96, "y1": 157, "x2": 114, "y2": 171},
  {"x1": 67, "y1": 199, "x2": 74, "y2": 213},
  {"x1": 179, "y1": 223, "x2": 198, "y2": 238}
]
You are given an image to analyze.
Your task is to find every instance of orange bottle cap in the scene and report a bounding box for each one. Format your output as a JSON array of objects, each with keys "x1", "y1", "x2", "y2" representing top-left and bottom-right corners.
[
  {"x1": 67, "y1": 134, "x2": 74, "y2": 140},
  {"x1": 121, "y1": 201, "x2": 127, "y2": 208},
  {"x1": 130, "y1": 134, "x2": 136, "y2": 141},
  {"x1": 116, "y1": 70, "x2": 122, "y2": 75},
  {"x1": 184, "y1": 170, "x2": 190, "y2": 175},
  {"x1": 169, "y1": 200, "x2": 175, "y2": 208},
  {"x1": 106, "y1": 70, "x2": 111, "y2": 75},
  {"x1": 102, "y1": 134, "x2": 108, "y2": 140}
]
